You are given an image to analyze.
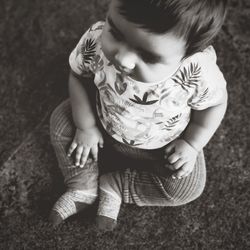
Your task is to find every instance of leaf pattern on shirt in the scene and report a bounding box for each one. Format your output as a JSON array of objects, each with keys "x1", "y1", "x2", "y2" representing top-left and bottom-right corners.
[
  {"x1": 90, "y1": 55, "x2": 104, "y2": 73},
  {"x1": 81, "y1": 38, "x2": 96, "y2": 64},
  {"x1": 105, "y1": 122, "x2": 116, "y2": 136},
  {"x1": 122, "y1": 138, "x2": 142, "y2": 147},
  {"x1": 198, "y1": 88, "x2": 209, "y2": 103},
  {"x1": 89, "y1": 23, "x2": 104, "y2": 32},
  {"x1": 172, "y1": 63, "x2": 201, "y2": 91},
  {"x1": 163, "y1": 114, "x2": 182, "y2": 131},
  {"x1": 114, "y1": 73, "x2": 128, "y2": 95},
  {"x1": 129, "y1": 92, "x2": 158, "y2": 105},
  {"x1": 190, "y1": 87, "x2": 209, "y2": 106},
  {"x1": 100, "y1": 84, "x2": 116, "y2": 103}
]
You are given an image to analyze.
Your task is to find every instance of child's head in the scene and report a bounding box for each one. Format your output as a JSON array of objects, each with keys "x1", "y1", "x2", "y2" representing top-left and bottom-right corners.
[
  {"x1": 116, "y1": 0, "x2": 227, "y2": 58},
  {"x1": 101, "y1": 0, "x2": 227, "y2": 83}
]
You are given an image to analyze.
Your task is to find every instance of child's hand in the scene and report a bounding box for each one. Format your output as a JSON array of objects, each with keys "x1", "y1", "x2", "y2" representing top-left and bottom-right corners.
[
  {"x1": 164, "y1": 139, "x2": 198, "y2": 179},
  {"x1": 67, "y1": 126, "x2": 104, "y2": 168}
]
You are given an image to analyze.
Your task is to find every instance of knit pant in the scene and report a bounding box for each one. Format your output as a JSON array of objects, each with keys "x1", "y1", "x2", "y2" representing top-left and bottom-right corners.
[{"x1": 50, "y1": 99, "x2": 206, "y2": 220}]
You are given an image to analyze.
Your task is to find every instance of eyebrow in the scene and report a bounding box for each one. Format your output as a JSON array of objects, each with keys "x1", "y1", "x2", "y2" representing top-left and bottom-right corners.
[{"x1": 107, "y1": 16, "x2": 163, "y2": 62}]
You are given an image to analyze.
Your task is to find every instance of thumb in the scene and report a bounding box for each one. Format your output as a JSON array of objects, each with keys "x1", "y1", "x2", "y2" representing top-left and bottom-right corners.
[{"x1": 98, "y1": 136, "x2": 104, "y2": 148}]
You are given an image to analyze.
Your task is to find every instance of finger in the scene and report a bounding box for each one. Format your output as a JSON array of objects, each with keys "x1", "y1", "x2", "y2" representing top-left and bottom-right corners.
[
  {"x1": 181, "y1": 164, "x2": 193, "y2": 178},
  {"x1": 67, "y1": 142, "x2": 77, "y2": 157},
  {"x1": 172, "y1": 169, "x2": 186, "y2": 179},
  {"x1": 168, "y1": 158, "x2": 185, "y2": 171},
  {"x1": 98, "y1": 137, "x2": 104, "y2": 148},
  {"x1": 172, "y1": 164, "x2": 190, "y2": 179},
  {"x1": 168, "y1": 153, "x2": 180, "y2": 164},
  {"x1": 80, "y1": 147, "x2": 91, "y2": 168},
  {"x1": 182, "y1": 171, "x2": 192, "y2": 178},
  {"x1": 164, "y1": 143, "x2": 175, "y2": 156},
  {"x1": 91, "y1": 145, "x2": 98, "y2": 161},
  {"x1": 75, "y1": 146, "x2": 84, "y2": 166}
]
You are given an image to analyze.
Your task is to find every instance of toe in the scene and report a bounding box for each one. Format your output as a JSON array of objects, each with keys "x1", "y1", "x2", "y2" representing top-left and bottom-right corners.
[
  {"x1": 49, "y1": 210, "x2": 63, "y2": 226},
  {"x1": 96, "y1": 215, "x2": 117, "y2": 231}
]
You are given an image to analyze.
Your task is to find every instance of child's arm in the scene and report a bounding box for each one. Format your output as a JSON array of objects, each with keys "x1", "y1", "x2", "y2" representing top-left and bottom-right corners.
[
  {"x1": 183, "y1": 97, "x2": 228, "y2": 151},
  {"x1": 165, "y1": 93, "x2": 228, "y2": 179},
  {"x1": 67, "y1": 71, "x2": 103, "y2": 167}
]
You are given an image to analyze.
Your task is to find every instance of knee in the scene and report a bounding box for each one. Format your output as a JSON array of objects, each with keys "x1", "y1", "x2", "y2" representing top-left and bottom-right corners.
[
  {"x1": 99, "y1": 174, "x2": 113, "y2": 189},
  {"x1": 99, "y1": 172, "x2": 122, "y2": 197},
  {"x1": 50, "y1": 108, "x2": 59, "y2": 138},
  {"x1": 169, "y1": 182, "x2": 205, "y2": 206},
  {"x1": 168, "y1": 157, "x2": 206, "y2": 206}
]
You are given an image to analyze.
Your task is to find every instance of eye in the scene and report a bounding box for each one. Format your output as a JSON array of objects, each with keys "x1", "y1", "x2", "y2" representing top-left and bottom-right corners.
[
  {"x1": 140, "y1": 52, "x2": 160, "y2": 64},
  {"x1": 109, "y1": 28, "x2": 123, "y2": 42}
]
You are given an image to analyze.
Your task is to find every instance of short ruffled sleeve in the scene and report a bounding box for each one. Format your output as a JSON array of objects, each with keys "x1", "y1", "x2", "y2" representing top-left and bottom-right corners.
[
  {"x1": 188, "y1": 46, "x2": 227, "y2": 110},
  {"x1": 69, "y1": 21, "x2": 104, "y2": 77}
]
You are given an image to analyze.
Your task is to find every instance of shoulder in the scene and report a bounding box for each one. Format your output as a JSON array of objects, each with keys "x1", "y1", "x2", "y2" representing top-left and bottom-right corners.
[
  {"x1": 180, "y1": 46, "x2": 227, "y2": 109},
  {"x1": 78, "y1": 21, "x2": 104, "y2": 59},
  {"x1": 182, "y1": 46, "x2": 218, "y2": 71},
  {"x1": 86, "y1": 21, "x2": 105, "y2": 38},
  {"x1": 69, "y1": 21, "x2": 105, "y2": 76},
  {"x1": 77, "y1": 21, "x2": 105, "y2": 46},
  {"x1": 189, "y1": 46, "x2": 222, "y2": 73},
  {"x1": 183, "y1": 46, "x2": 226, "y2": 87},
  {"x1": 70, "y1": 20, "x2": 105, "y2": 58},
  {"x1": 89, "y1": 21, "x2": 105, "y2": 32},
  {"x1": 195, "y1": 45, "x2": 217, "y2": 62}
]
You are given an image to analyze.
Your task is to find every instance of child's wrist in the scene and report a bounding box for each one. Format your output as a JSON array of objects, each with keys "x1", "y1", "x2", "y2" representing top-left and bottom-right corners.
[
  {"x1": 76, "y1": 124, "x2": 97, "y2": 132},
  {"x1": 74, "y1": 116, "x2": 96, "y2": 131},
  {"x1": 182, "y1": 138, "x2": 201, "y2": 153}
]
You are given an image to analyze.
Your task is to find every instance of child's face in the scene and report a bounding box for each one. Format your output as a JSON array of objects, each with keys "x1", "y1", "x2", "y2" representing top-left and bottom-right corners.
[{"x1": 101, "y1": 0, "x2": 186, "y2": 83}]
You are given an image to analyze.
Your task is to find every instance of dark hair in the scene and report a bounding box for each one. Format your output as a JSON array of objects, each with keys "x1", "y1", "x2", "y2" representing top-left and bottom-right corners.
[{"x1": 117, "y1": 0, "x2": 227, "y2": 57}]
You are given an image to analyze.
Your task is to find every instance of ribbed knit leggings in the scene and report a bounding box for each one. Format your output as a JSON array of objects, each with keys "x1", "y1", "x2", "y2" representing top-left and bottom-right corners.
[{"x1": 50, "y1": 100, "x2": 206, "y2": 220}]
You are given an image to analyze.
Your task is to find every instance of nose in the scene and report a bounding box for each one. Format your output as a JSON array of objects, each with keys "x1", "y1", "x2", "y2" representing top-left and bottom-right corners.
[{"x1": 114, "y1": 46, "x2": 136, "y2": 70}]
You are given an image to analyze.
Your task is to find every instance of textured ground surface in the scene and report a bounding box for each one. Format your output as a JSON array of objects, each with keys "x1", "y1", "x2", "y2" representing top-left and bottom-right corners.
[{"x1": 0, "y1": 0, "x2": 249, "y2": 249}]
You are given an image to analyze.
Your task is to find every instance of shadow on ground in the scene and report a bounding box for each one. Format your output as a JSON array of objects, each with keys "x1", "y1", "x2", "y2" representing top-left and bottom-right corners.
[{"x1": 0, "y1": 0, "x2": 249, "y2": 249}]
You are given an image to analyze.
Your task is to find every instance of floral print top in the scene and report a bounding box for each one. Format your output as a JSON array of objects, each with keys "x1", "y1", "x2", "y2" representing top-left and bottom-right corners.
[{"x1": 69, "y1": 21, "x2": 227, "y2": 149}]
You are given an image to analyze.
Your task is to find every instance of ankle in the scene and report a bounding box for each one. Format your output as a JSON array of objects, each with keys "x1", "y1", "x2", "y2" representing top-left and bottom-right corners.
[{"x1": 49, "y1": 190, "x2": 96, "y2": 226}]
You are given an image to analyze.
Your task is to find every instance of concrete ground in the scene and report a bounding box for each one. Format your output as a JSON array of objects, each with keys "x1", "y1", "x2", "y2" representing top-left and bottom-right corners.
[{"x1": 0, "y1": 0, "x2": 249, "y2": 249}]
